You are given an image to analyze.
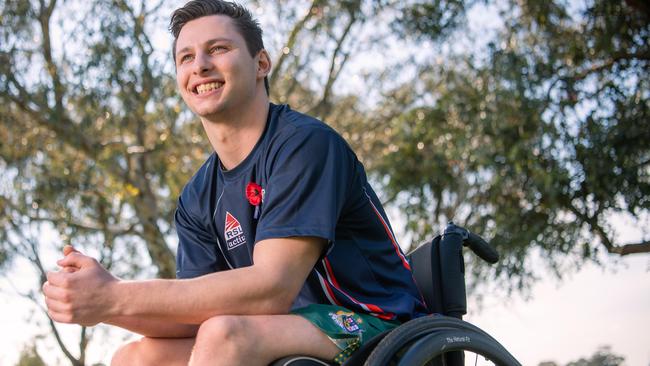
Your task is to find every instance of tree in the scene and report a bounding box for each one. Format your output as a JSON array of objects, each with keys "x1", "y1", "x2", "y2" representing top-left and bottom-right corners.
[
  {"x1": 15, "y1": 344, "x2": 46, "y2": 366},
  {"x1": 1, "y1": 0, "x2": 201, "y2": 363},
  {"x1": 565, "y1": 346, "x2": 625, "y2": 366},
  {"x1": 0, "y1": 0, "x2": 425, "y2": 363},
  {"x1": 373, "y1": 0, "x2": 649, "y2": 289},
  {"x1": 0, "y1": 0, "x2": 648, "y2": 363},
  {"x1": 538, "y1": 345, "x2": 626, "y2": 366}
]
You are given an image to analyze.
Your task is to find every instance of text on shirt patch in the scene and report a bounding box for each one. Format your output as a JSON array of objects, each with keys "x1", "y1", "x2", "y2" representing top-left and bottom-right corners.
[{"x1": 224, "y1": 211, "x2": 246, "y2": 250}]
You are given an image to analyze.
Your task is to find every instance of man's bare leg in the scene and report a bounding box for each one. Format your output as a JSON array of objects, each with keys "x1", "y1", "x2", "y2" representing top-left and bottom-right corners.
[
  {"x1": 111, "y1": 314, "x2": 339, "y2": 366},
  {"x1": 190, "y1": 314, "x2": 339, "y2": 366},
  {"x1": 111, "y1": 336, "x2": 195, "y2": 366}
]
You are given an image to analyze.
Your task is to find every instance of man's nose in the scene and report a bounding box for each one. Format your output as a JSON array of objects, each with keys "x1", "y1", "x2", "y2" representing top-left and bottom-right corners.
[{"x1": 193, "y1": 52, "x2": 213, "y2": 74}]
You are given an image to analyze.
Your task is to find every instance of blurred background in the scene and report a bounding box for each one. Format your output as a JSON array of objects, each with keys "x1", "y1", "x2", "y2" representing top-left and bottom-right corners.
[{"x1": 0, "y1": 0, "x2": 648, "y2": 365}]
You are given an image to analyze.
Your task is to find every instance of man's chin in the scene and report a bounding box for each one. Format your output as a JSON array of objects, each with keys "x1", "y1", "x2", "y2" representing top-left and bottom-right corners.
[
  {"x1": 197, "y1": 108, "x2": 231, "y2": 123},
  {"x1": 192, "y1": 103, "x2": 224, "y2": 118}
]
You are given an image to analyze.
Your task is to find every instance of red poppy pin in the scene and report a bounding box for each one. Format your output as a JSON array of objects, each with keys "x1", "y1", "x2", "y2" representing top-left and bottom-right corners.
[
  {"x1": 246, "y1": 182, "x2": 263, "y2": 206},
  {"x1": 246, "y1": 182, "x2": 263, "y2": 219}
]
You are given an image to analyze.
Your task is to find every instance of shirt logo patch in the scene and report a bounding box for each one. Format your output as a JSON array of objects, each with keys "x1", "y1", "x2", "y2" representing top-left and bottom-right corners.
[
  {"x1": 224, "y1": 211, "x2": 246, "y2": 250},
  {"x1": 329, "y1": 311, "x2": 363, "y2": 333}
]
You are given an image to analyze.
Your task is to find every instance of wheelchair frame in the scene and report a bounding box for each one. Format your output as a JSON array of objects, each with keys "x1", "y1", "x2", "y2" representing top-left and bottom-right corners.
[{"x1": 272, "y1": 223, "x2": 522, "y2": 366}]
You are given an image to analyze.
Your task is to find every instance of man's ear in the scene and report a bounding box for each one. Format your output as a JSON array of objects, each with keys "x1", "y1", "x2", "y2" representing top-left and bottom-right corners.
[{"x1": 256, "y1": 49, "x2": 272, "y2": 79}]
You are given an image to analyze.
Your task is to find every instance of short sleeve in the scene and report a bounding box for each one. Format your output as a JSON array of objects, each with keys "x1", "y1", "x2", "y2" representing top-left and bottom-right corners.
[
  {"x1": 175, "y1": 194, "x2": 229, "y2": 278},
  {"x1": 255, "y1": 127, "x2": 354, "y2": 242}
]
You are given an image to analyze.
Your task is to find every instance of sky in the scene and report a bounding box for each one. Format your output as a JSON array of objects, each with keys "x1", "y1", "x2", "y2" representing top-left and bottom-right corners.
[
  {"x1": 463, "y1": 211, "x2": 650, "y2": 366},
  {"x1": 467, "y1": 255, "x2": 650, "y2": 365}
]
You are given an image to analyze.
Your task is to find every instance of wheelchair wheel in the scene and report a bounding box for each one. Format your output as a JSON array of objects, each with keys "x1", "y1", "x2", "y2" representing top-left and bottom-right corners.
[
  {"x1": 396, "y1": 329, "x2": 521, "y2": 365},
  {"x1": 364, "y1": 315, "x2": 521, "y2": 366}
]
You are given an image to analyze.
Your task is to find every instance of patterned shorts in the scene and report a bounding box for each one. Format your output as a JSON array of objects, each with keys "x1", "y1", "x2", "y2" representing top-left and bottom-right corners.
[{"x1": 292, "y1": 304, "x2": 401, "y2": 365}]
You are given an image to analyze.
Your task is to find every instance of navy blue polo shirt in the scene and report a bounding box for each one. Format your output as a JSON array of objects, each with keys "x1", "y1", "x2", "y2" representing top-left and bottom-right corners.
[{"x1": 175, "y1": 103, "x2": 427, "y2": 321}]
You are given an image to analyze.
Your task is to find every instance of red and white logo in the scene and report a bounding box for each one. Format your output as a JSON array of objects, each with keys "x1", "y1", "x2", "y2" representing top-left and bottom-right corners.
[{"x1": 224, "y1": 211, "x2": 246, "y2": 250}]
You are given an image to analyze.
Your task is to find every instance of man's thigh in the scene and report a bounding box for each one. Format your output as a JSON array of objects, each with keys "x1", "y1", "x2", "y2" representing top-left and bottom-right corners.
[
  {"x1": 192, "y1": 314, "x2": 340, "y2": 364},
  {"x1": 111, "y1": 336, "x2": 195, "y2": 366}
]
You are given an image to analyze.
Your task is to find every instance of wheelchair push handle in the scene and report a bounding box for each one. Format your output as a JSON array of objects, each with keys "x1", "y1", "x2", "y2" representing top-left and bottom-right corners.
[
  {"x1": 465, "y1": 232, "x2": 499, "y2": 264},
  {"x1": 444, "y1": 222, "x2": 499, "y2": 264}
]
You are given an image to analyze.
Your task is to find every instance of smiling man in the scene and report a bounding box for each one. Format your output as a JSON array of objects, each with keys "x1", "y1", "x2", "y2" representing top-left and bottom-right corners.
[{"x1": 41, "y1": 1, "x2": 427, "y2": 365}]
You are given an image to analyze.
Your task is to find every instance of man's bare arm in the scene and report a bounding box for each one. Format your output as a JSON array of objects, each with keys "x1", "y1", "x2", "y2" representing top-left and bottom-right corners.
[
  {"x1": 43, "y1": 237, "x2": 325, "y2": 326},
  {"x1": 104, "y1": 317, "x2": 198, "y2": 338},
  {"x1": 49, "y1": 246, "x2": 198, "y2": 337}
]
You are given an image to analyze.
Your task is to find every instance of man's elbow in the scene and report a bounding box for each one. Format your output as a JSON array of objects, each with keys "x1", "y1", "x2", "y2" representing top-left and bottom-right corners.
[
  {"x1": 251, "y1": 277, "x2": 301, "y2": 315},
  {"x1": 257, "y1": 289, "x2": 296, "y2": 315}
]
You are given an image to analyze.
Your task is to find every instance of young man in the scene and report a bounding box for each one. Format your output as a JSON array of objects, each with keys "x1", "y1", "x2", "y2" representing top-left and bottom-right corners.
[{"x1": 42, "y1": 1, "x2": 427, "y2": 365}]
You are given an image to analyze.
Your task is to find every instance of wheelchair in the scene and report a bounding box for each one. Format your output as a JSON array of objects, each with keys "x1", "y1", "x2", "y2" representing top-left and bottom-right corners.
[{"x1": 272, "y1": 223, "x2": 522, "y2": 366}]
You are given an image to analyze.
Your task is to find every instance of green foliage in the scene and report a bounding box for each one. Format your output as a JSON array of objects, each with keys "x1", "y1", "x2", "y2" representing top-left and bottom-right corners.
[
  {"x1": 538, "y1": 345, "x2": 626, "y2": 366},
  {"x1": 374, "y1": 0, "x2": 649, "y2": 290},
  {"x1": 0, "y1": 0, "x2": 205, "y2": 279},
  {"x1": 565, "y1": 345, "x2": 625, "y2": 366},
  {"x1": 0, "y1": 0, "x2": 648, "y2": 362},
  {"x1": 393, "y1": 0, "x2": 469, "y2": 42},
  {"x1": 1, "y1": 1, "x2": 203, "y2": 363},
  {"x1": 15, "y1": 344, "x2": 46, "y2": 366}
]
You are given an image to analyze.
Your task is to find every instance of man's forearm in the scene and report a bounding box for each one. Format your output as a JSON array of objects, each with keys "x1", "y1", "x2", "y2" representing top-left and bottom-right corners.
[
  {"x1": 100, "y1": 238, "x2": 322, "y2": 326},
  {"x1": 109, "y1": 265, "x2": 294, "y2": 324},
  {"x1": 105, "y1": 316, "x2": 198, "y2": 338}
]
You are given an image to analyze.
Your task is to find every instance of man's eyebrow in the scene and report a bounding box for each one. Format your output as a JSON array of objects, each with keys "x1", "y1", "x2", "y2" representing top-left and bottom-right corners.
[
  {"x1": 205, "y1": 37, "x2": 234, "y2": 45},
  {"x1": 175, "y1": 38, "x2": 234, "y2": 56}
]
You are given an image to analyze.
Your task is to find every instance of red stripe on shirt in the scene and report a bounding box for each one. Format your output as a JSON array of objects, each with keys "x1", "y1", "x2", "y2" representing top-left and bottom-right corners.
[
  {"x1": 322, "y1": 258, "x2": 389, "y2": 316},
  {"x1": 317, "y1": 272, "x2": 343, "y2": 306}
]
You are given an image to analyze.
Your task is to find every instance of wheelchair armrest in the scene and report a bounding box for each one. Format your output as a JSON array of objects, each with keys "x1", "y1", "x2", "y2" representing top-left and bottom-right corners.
[
  {"x1": 408, "y1": 229, "x2": 467, "y2": 318},
  {"x1": 408, "y1": 238, "x2": 443, "y2": 314}
]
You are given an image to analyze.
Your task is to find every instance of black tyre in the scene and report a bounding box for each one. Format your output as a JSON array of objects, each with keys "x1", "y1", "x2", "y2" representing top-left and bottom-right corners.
[
  {"x1": 364, "y1": 315, "x2": 520, "y2": 366},
  {"x1": 396, "y1": 329, "x2": 521, "y2": 366}
]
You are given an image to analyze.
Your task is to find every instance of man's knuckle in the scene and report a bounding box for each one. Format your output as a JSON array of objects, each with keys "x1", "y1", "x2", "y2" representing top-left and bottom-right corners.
[{"x1": 61, "y1": 293, "x2": 71, "y2": 303}]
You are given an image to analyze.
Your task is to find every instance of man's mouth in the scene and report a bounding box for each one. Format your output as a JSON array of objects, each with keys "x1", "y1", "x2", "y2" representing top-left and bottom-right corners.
[{"x1": 194, "y1": 82, "x2": 224, "y2": 95}]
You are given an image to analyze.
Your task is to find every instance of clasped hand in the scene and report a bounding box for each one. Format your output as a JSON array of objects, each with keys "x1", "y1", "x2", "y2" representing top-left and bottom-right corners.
[{"x1": 42, "y1": 246, "x2": 119, "y2": 327}]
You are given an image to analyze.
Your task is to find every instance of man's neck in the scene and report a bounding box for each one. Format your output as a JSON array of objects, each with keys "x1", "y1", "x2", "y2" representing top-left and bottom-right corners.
[{"x1": 200, "y1": 93, "x2": 270, "y2": 171}]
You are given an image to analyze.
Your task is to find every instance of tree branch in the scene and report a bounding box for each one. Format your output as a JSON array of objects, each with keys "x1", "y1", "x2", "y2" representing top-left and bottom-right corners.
[
  {"x1": 381, "y1": 190, "x2": 400, "y2": 207},
  {"x1": 309, "y1": 7, "x2": 359, "y2": 118},
  {"x1": 79, "y1": 325, "x2": 88, "y2": 366},
  {"x1": 145, "y1": 0, "x2": 167, "y2": 17},
  {"x1": 269, "y1": 0, "x2": 324, "y2": 90},
  {"x1": 4, "y1": 77, "x2": 128, "y2": 182},
  {"x1": 114, "y1": 0, "x2": 154, "y2": 101},
  {"x1": 569, "y1": 204, "x2": 650, "y2": 256},
  {"x1": 609, "y1": 241, "x2": 650, "y2": 255},
  {"x1": 2, "y1": 193, "x2": 138, "y2": 237},
  {"x1": 47, "y1": 313, "x2": 83, "y2": 366},
  {"x1": 571, "y1": 51, "x2": 650, "y2": 81},
  {"x1": 3, "y1": 223, "x2": 83, "y2": 366},
  {"x1": 38, "y1": 0, "x2": 65, "y2": 117}
]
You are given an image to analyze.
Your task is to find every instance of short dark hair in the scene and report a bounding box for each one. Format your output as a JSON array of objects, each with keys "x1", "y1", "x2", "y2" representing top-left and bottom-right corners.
[{"x1": 170, "y1": 0, "x2": 269, "y2": 94}]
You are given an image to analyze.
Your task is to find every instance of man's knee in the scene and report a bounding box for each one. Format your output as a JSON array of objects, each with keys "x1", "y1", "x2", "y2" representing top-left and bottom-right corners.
[
  {"x1": 195, "y1": 315, "x2": 249, "y2": 347},
  {"x1": 111, "y1": 340, "x2": 139, "y2": 366},
  {"x1": 111, "y1": 338, "x2": 163, "y2": 366}
]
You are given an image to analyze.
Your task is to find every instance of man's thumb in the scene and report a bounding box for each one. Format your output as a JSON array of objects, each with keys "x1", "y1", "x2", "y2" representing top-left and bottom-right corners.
[
  {"x1": 57, "y1": 252, "x2": 93, "y2": 268},
  {"x1": 63, "y1": 245, "x2": 80, "y2": 256}
]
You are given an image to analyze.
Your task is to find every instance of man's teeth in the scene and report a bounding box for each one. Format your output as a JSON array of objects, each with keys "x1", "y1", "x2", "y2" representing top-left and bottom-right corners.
[{"x1": 196, "y1": 82, "x2": 223, "y2": 94}]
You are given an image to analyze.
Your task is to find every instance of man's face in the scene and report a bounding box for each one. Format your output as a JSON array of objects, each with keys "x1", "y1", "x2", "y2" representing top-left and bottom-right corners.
[{"x1": 175, "y1": 15, "x2": 260, "y2": 119}]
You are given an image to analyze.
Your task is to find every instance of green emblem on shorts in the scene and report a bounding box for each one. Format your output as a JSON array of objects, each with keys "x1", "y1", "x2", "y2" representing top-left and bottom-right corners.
[{"x1": 329, "y1": 310, "x2": 363, "y2": 333}]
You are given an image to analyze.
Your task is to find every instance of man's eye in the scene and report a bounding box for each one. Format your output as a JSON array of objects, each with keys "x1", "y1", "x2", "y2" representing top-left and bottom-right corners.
[
  {"x1": 210, "y1": 46, "x2": 227, "y2": 54},
  {"x1": 180, "y1": 54, "x2": 193, "y2": 63}
]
